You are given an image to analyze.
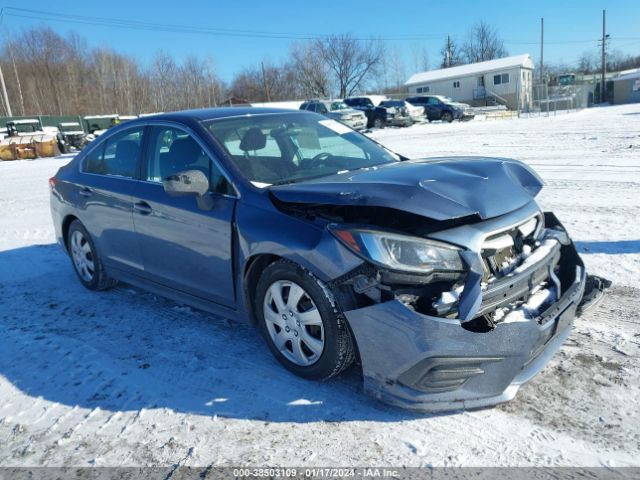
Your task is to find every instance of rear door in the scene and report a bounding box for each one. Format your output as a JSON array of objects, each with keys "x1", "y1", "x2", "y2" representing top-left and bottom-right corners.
[
  {"x1": 77, "y1": 127, "x2": 145, "y2": 274},
  {"x1": 426, "y1": 97, "x2": 441, "y2": 120},
  {"x1": 131, "y1": 124, "x2": 237, "y2": 306}
]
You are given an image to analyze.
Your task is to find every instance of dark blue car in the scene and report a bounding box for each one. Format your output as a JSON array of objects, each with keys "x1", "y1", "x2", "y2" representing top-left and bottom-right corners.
[{"x1": 50, "y1": 108, "x2": 592, "y2": 411}]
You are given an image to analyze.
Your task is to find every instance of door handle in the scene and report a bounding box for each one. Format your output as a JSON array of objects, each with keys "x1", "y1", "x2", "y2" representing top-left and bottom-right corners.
[
  {"x1": 133, "y1": 201, "x2": 152, "y2": 215},
  {"x1": 79, "y1": 187, "x2": 92, "y2": 197}
]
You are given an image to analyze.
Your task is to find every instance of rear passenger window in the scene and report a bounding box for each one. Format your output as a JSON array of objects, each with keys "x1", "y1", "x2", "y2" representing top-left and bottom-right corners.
[{"x1": 82, "y1": 128, "x2": 143, "y2": 178}]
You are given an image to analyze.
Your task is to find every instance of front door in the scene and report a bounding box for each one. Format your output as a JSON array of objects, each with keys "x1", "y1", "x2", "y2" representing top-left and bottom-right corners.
[{"x1": 132, "y1": 125, "x2": 237, "y2": 306}]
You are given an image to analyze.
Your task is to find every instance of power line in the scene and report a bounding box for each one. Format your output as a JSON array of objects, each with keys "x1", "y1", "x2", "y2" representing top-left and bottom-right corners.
[
  {"x1": 5, "y1": 6, "x2": 639, "y2": 45},
  {"x1": 2, "y1": 7, "x2": 447, "y2": 41}
]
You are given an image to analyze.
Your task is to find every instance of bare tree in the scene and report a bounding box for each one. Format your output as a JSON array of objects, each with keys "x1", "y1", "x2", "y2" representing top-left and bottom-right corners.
[
  {"x1": 290, "y1": 42, "x2": 331, "y2": 98},
  {"x1": 410, "y1": 44, "x2": 429, "y2": 73},
  {"x1": 577, "y1": 51, "x2": 598, "y2": 74},
  {"x1": 230, "y1": 60, "x2": 301, "y2": 103},
  {"x1": 315, "y1": 34, "x2": 385, "y2": 98},
  {"x1": 384, "y1": 46, "x2": 406, "y2": 93},
  {"x1": 462, "y1": 21, "x2": 508, "y2": 64},
  {"x1": 439, "y1": 37, "x2": 463, "y2": 68}
]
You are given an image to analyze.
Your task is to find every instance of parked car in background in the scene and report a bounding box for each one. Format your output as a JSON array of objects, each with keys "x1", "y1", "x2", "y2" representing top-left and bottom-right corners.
[
  {"x1": 300, "y1": 100, "x2": 367, "y2": 131},
  {"x1": 343, "y1": 96, "x2": 390, "y2": 129},
  {"x1": 57, "y1": 122, "x2": 87, "y2": 152},
  {"x1": 50, "y1": 107, "x2": 599, "y2": 412},
  {"x1": 406, "y1": 95, "x2": 475, "y2": 122},
  {"x1": 379, "y1": 100, "x2": 423, "y2": 126}
]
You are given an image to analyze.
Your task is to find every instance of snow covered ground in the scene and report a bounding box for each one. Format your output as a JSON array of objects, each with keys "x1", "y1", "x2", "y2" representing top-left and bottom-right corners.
[{"x1": 0, "y1": 104, "x2": 639, "y2": 467}]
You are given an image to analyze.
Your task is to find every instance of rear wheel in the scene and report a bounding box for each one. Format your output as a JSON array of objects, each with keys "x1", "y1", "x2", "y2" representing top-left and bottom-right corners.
[
  {"x1": 441, "y1": 111, "x2": 454, "y2": 123},
  {"x1": 373, "y1": 117, "x2": 385, "y2": 129},
  {"x1": 67, "y1": 220, "x2": 117, "y2": 290},
  {"x1": 255, "y1": 260, "x2": 354, "y2": 380}
]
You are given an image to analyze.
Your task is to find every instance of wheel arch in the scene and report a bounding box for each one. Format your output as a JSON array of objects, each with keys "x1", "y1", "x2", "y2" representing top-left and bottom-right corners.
[
  {"x1": 243, "y1": 253, "x2": 283, "y2": 325},
  {"x1": 242, "y1": 253, "x2": 363, "y2": 369},
  {"x1": 61, "y1": 214, "x2": 80, "y2": 251}
]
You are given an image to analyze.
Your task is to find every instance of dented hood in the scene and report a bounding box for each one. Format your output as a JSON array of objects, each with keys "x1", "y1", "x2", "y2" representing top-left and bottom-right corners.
[{"x1": 269, "y1": 157, "x2": 543, "y2": 221}]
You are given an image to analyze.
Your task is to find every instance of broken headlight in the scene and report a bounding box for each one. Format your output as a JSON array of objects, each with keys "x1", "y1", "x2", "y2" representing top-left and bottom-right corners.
[{"x1": 330, "y1": 227, "x2": 465, "y2": 274}]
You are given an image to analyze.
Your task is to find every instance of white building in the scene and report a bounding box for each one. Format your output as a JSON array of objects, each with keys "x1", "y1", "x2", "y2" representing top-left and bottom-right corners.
[{"x1": 405, "y1": 54, "x2": 535, "y2": 111}]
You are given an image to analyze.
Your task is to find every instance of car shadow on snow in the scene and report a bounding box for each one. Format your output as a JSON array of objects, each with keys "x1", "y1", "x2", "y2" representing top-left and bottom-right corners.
[
  {"x1": 575, "y1": 240, "x2": 640, "y2": 255},
  {"x1": 0, "y1": 244, "x2": 447, "y2": 423}
]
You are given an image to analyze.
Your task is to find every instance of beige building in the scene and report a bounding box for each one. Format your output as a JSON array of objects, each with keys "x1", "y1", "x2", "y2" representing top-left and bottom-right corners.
[{"x1": 405, "y1": 54, "x2": 535, "y2": 111}]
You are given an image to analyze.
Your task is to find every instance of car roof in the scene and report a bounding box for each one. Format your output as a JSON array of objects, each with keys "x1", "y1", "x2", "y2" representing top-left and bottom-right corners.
[
  {"x1": 108, "y1": 107, "x2": 305, "y2": 131},
  {"x1": 152, "y1": 107, "x2": 299, "y2": 122}
]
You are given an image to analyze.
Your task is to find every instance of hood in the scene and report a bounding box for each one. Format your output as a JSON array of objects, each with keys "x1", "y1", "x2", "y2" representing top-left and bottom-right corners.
[
  {"x1": 269, "y1": 157, "x2": 543, "y2": 222},
  {"x1": 449, "y1": 102, "x2": 471, "y2": 109}
]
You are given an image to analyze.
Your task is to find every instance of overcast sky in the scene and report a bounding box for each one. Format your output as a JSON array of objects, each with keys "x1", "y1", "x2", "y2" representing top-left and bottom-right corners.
[{"x1": 3, "y1": 0, "x2": 639, "y2": 81}]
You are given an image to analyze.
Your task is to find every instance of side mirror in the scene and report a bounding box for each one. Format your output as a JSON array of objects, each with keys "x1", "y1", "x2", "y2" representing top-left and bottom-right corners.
[
  {"x1": 163, "y1": 169, "x2": 209, "y2": 197},
  {"x1": 163, "y1": 169, "x2": 213, "y2": 210}
]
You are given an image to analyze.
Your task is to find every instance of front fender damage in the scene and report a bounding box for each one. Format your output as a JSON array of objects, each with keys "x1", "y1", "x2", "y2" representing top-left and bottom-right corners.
[{"x1": 337, "y1": 212, "x2": 602, "y2": 411}]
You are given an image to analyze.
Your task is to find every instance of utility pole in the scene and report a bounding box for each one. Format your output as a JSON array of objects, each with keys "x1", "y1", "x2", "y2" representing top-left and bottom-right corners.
[
  {"x1": 600, "y1": 9, "x2": 607, "y2": 103},
  {"x1": 261, "y1": 61, "x2": 271, "y2": 102},
  {"x1": 446, "y1": 35, "x2": 452, "y2": 68},
  {"x1": 0, "y1": 8, "x2": 12, "y2": 116},
  {"x1": 0, "y1": 66, "x2": 11, "y2": 116},
  {"x1": 540, "y1": 18, "x2": 544, "y2": 85}
]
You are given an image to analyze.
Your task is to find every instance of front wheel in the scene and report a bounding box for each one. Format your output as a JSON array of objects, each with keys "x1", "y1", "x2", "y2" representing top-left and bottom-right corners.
[
  {"x1": 441, "y1": 111, "x2": 454, "y2": 123},
  {"x1": 255, "y1": 260, "x2": 354, "y2": 380},
  {"x1": 373, "y1": 117, "x2": 385, "y2": 129}
]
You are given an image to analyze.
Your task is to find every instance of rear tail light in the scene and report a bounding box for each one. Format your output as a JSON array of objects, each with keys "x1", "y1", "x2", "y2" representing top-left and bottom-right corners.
[{"x1": 49, "y1": 177, "x2": 57, "y2": 192}]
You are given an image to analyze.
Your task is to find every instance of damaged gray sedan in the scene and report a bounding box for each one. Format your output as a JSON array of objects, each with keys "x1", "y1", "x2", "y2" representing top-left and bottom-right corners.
[{"x1": 50, "y1": 108, "x2": 597, "y2": 412}]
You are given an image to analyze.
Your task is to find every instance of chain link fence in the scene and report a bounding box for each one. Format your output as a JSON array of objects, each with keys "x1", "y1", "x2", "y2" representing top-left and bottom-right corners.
[{"x1": 524, "y1": 83, "x2": 594, "y2": 117}]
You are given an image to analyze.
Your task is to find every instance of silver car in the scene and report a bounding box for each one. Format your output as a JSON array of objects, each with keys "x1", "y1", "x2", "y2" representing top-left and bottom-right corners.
[{"x1": 300, "y1": 100, "x2": 367, "y2": 131}]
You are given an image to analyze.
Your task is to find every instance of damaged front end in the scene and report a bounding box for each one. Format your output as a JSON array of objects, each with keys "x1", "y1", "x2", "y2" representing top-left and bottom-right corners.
[
  {"x1": 329, "y1": 203, "x2": 589, "y2": 411},
  {"x1": 267, "y1": 157, "x2": 598, "y2": 411}
]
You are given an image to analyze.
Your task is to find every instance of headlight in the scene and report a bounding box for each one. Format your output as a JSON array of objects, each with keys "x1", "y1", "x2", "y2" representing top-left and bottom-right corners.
[{"x1": 329, "y1": 227, "x2": 465, "y2": 273}]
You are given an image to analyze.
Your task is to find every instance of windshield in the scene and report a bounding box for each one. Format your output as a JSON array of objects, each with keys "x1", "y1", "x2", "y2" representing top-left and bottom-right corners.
[
  {"x1": 204, "y1": 112, "x2": 399, "y2": 186},
  {"x1": 381, "y1": 101, "x2": 404, "y2": 107},
  {"x1": 330, "y1": 102, "x2": 349, "y2": 111}
]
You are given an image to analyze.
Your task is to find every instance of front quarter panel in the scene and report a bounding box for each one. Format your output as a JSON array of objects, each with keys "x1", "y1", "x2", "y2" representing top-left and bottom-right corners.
[{"x1": 234, "y1": 197, "x2": 364, "y2": 314}]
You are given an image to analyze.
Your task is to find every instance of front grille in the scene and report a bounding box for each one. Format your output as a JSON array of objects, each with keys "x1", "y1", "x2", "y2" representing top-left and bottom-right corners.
[{"x1": 481, "y1": 215, "x2": 542, "y2": 282}]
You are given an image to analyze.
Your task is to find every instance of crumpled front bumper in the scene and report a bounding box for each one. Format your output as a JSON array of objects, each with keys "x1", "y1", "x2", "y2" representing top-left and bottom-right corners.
[{"x1": 344, "y1": 240, "x2": 587, "y2": 412}]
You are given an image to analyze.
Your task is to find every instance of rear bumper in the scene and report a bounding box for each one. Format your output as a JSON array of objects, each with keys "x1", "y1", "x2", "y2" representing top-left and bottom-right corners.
[
  {"x1": 387, "y1": 115, "x2": 412, "y2": 126},
  {"x1": 344, "y1": 241, "x2": 586, "y2": 412},
  {"x1": 344, "y1": 119, "x2": 367, "y2": 131}
]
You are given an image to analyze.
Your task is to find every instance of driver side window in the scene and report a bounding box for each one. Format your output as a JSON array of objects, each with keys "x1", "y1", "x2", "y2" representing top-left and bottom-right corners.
[{"x1": 145, "y1": 126, "x2": 230, "y2": 194}]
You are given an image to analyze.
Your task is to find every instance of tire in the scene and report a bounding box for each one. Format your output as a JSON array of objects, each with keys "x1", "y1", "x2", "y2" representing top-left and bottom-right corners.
[
  {"x1": 373, "y1": 117, "x2": 385, "y2": 129},
  {"x1": 441, "y1": 111, "x2": 454, "y2": 123},
  {"x1": 67, "y1": 220, "x2": 117, "y2": 290},
  {"x1": 255, "y1": 260, "x2": 354, "y2": 380},
  {"x1": 57, "y1": 139, "x2": 68, "y2": 154}
]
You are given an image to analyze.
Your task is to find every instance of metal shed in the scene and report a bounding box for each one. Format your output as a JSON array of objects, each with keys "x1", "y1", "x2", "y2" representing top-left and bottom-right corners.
[{"x1": 613, "y1": 69, "x2": 640, "y2": 105}]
